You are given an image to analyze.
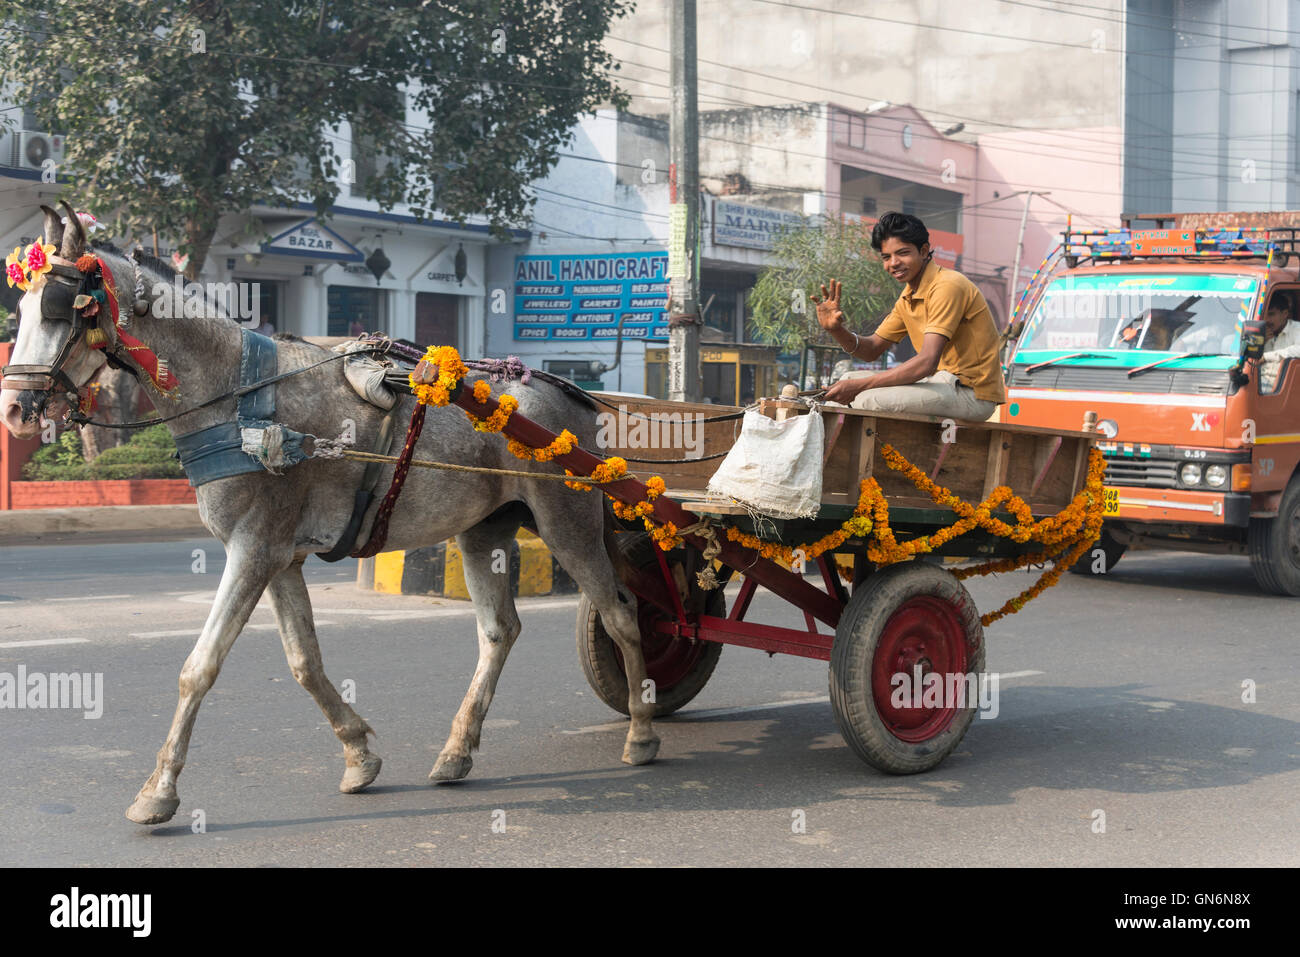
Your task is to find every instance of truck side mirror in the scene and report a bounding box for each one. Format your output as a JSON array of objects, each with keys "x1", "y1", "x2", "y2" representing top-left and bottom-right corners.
[{"x1": 1241, "y1": 319, "x2": 1266, "y2": 361}]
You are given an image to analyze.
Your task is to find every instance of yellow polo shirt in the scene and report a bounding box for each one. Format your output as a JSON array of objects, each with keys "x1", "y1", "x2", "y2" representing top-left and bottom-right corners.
[{"x1": 874, "y1": 261, "x2": 1007, "y2": 404}]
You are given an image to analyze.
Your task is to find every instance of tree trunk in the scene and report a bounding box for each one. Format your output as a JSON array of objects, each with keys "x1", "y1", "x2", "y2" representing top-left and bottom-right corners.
[{"x1": 79, "y1": 366, "x2": 143, "y2": 461}]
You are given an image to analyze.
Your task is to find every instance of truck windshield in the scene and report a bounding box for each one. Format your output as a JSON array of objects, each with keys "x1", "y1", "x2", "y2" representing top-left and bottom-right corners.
[{"x1": 1018, "y1": 273, "x2": 1258, "y2": 356}]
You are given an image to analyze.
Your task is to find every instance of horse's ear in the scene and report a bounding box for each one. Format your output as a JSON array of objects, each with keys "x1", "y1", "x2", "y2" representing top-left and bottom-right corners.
[
  {"x1": 58, "y1": 200, "x2": 85, "y2": 259},
  {"x1": 39, "y1": 205, "x2": 64, "y2": 250}
]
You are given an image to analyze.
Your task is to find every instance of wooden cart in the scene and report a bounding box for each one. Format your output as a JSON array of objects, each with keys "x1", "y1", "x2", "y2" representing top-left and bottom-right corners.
[{"x1": 447, "y1": 381, "x2": 1099, "y2": 774}]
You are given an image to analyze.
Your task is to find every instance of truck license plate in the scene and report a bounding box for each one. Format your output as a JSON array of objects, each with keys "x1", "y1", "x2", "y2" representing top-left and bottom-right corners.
[{"x1": 1102, "y1": 487, "x2": 1120, "y2": 516}]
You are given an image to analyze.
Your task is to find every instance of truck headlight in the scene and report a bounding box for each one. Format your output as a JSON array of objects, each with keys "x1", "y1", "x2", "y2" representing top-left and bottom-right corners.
[
  {"x1": 1180, "y1": 463, "x2": 1203, "y2": 486},
  {"x1": 1205, "y1": 464, "x2": 1228, "y2": 488}
]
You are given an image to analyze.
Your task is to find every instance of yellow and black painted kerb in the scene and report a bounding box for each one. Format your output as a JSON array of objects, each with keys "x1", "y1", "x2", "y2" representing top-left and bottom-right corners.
[{"x1": 357, "y1": 529, "x2": 578, "y2": 598}]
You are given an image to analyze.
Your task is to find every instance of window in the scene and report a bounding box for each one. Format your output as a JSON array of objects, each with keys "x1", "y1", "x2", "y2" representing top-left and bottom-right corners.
[
  {"x1": 327, "y1": 285, "x2": 388, "y2": 337},
  {"x1": 234, "y1": 278, "x2": 283, "y2": 334},
  {"x1": 861, "y1": 196, "x2": 878, "y2": 216},
  {"x1": 849, "y1": 116, "x2": 866, "y2": 150}
]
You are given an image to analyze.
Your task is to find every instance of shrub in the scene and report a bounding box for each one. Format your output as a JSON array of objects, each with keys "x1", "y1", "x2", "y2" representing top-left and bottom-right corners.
[{"x1": 22, "y1": 425, "x2": 182, "y2": 481}]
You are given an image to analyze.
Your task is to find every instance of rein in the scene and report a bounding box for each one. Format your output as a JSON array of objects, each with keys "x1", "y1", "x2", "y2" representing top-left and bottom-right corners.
[{"x1": 71, "y1": 346, "x2": 390, "y2": 430}]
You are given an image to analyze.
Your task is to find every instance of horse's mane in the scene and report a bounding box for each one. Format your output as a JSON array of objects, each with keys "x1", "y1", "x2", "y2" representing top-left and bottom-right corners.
[{"x1": 90, "y1": 241, "x2": 244, "y2": 326}]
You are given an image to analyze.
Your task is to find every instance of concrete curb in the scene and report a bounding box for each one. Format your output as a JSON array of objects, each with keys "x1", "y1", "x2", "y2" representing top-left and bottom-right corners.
[
  {"x1": 357, "y1": 529, "x2": 579, "y2": 598},
  {"x1": 0, "y1": 504, "x2": 210, "y2": 545}
]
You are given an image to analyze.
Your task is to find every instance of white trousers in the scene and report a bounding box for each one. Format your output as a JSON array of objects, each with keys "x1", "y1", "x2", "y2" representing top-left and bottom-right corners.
[{"x1": 836, "y1": 369, "x2": 998, "y2": 421}]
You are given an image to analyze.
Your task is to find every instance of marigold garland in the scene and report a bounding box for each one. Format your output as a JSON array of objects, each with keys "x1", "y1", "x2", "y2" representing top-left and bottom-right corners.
[
  {"x1": 404, "y1": 343, "x2": 1104, "y2": 606},
  {"x1": 466, "y1": 392, "x2": 518, "y2": 433},
  {"x1": 715, "y1": 443, "x2": 1105, "y2": 623},
  {"x1": 409, "y1": 344, "x2": 468, "y2": 407},
  {"x1": 507, "y1": 429, "x2": 577, "y2": 463},
  {"x1": 724, "y1": 478, "x2": 877, "y2": 568}
]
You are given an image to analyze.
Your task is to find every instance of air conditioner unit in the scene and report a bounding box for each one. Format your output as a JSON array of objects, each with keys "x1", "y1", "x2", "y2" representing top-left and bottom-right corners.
[{"x1": 18, "y1": 131, "x2": 65, "y2": 171}]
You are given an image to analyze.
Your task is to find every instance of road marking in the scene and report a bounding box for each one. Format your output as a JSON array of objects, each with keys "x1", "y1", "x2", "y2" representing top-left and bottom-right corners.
[
  {"x1": 563, "y1": 696, "x2": 832, "y2": 735},
  {"x1": 130, "y1": 621, "x2": 338, "y2": 639},
  {"x1": 48, "y1": 594, "x2": 132, "y2": 602},
  {"x1": 0, "y1": 637, "x2": 91, "y2": 648}
]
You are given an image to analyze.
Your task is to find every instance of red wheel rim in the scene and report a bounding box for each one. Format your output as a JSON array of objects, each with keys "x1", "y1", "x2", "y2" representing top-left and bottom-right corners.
[
  {"x1": 609, "y1": 592, "x2": 709, "y2": 692},
  {"x1": 870, "y1": 595, "x2": 971, "y2": 743}
]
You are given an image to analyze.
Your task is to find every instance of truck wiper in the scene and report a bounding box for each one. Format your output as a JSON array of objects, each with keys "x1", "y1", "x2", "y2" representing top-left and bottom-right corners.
[
  {"x1": 1023, "y1": 352, "x2": 1117, "y2": 373},
  {"x1": 1126, "y1": 352, "x2": 1217, "y2": 378}
]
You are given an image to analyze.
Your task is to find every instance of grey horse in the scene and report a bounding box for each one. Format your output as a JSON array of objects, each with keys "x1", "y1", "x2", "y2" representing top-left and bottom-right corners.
[{"x1": 1, "y1": 204, "x2": 658, "y2": 825}]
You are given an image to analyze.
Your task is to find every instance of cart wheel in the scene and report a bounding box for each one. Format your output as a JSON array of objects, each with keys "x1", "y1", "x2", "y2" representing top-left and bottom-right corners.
[
  {"x1": 829, "y1": 561, "x2": 986, "y2": 774},
  {"x1": 1248, "y1": 476, "x2": 1300, "y2": 596},
  {"x1": 576, "y1": 532, "x2": 724, "y2": 717},
  {"x1": 1068, "y1": 527, "x2": 1126, "y2": 576}
]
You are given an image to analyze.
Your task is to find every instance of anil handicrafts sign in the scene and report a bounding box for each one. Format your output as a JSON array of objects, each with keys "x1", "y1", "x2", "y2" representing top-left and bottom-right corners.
[{"x1": 513, "y1": 252, "x2": 669, "y2": 341}]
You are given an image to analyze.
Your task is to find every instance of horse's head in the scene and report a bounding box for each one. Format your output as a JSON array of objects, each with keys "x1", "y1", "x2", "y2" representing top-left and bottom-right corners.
[{"x1": 1, "y1": 202, "x2": 110, "y2": 438}]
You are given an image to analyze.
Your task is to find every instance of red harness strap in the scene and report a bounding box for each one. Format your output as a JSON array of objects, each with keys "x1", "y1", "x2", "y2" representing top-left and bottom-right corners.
[{"x1": 352, "y1": 402, "x2": 427, "y2": 558}]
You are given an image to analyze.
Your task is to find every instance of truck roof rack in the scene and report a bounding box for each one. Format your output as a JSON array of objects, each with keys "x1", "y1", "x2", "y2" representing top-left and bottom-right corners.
[{"x1": 1062, "y1": 225, "x2": 1300, "y2": 263}]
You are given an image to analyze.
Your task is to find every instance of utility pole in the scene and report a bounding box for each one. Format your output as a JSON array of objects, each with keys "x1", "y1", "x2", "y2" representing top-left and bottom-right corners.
[
  {"x1": 1008, "y1": 190, "x2": 1049, "y2": 323},
  {"x1": 668, "y1": 0, "x2": 702, "y2": 402}
]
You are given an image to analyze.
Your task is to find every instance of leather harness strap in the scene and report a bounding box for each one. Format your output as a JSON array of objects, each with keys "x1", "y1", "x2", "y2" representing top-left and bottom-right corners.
[
  {"x1": 351, "y1": 401, "x2": 429, "y2": 559},
  {"x1": 317, "y1": 405, "x2": 399, "y2": 563}
]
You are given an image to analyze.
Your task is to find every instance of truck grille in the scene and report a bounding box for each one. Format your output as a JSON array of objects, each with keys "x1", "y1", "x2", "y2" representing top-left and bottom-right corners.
[
  {"x1": 1103, "y1": 455, "x2": 1179, "y2": 488},
  {"x1": 1008, "y1": 366, "x2": 1231, "y2": 394}
]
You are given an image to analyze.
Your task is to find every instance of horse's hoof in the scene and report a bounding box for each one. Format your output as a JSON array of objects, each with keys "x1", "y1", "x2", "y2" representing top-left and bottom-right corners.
[
  {"x1": 622, "y1": 736, "x2": 660, "y2": 766},
  {"x1": 340, "y1": 754, "x2": 382, "y2": 793},
  {"x1": 429, "y1": 753, "x2": 473, "y2": 784},
  {"x1": 125, "y1": 793, "x2": 180, "y2": 825}
]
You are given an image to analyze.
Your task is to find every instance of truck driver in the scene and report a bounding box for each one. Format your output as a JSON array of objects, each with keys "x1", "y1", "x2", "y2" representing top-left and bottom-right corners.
[{"x1": 813, "y1": 211, "x2": 1007, "y2": 421}]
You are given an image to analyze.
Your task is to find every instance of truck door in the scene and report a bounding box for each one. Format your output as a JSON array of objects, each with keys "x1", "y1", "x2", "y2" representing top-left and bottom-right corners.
[{"x1": 1252, "y1": 284, "x2": 1300, "y2": 494}]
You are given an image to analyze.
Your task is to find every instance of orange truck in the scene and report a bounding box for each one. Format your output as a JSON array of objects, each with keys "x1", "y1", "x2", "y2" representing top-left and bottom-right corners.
[{"x1": 1002, "y1": 213, "x2": 1300, "y2": 594}]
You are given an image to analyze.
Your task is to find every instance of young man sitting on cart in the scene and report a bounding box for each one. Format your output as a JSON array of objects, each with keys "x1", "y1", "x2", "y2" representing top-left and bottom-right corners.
[{"x1": 814, "y1": 211, "x2": 1007, "y2": 421}]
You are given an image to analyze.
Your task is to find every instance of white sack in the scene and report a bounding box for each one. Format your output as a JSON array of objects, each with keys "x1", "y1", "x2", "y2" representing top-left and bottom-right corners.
[{"x1": 706, "y1": 408, "x2": 824, "y2": 520}]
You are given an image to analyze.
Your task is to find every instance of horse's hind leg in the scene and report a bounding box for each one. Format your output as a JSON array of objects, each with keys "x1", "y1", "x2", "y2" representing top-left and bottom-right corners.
[
  {"x1": 533, "y1": 504, "x2": 659, "y2": 766},
  {"x1": 126, "y1": 539, "x2": 286, "y2": 825},
  {"x1": 267, "y1": 560, "x2": 381, "y2": 794},
  {"x1": 429, "y1": 514, "x2": 524, "y2": 783}
]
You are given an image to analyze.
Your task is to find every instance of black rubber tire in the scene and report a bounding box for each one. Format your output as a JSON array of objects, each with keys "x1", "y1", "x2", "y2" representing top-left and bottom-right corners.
[
  {"x1": 1068, "y1": 527, "x2": 1127, "y2": 576},
  {"x1": 576, "y1": 533, "x2": 724, "y2": 717},
  {"x1": 829, "y1": 561, "x2": 986, "y2": 774},
  {"x1": 1248, "y1": 477, "x2": 1300, "y2": 596}
]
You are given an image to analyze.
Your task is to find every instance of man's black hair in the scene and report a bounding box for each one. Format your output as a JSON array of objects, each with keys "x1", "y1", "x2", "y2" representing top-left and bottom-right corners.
[
  {"x1": 1269, "y1": 289, "x2": 1295, "y2": 317},
  {"x1": 870, "y1": 211, "x2": 930, "y2": 253}
]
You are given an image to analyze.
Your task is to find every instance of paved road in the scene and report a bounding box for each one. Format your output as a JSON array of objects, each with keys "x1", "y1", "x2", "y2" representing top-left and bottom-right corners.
[{"x1": 0, "y1": 539, "x2": 1295, "y2": 866}]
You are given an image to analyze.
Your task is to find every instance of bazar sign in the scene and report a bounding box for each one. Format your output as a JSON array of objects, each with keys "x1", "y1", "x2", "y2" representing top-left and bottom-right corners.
[
  {"x1": 513, "y1": 252, "x2": 670, "y2": 341},
  {"x1": 712, "y1": 199, "x2": 804, "y2": 250},
  {"x1": 260, "y1": 218, "x2": 364, "y2": 263}
]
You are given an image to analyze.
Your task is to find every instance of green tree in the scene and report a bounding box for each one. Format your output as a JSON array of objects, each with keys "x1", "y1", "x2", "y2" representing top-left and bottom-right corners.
[
  {"x1": 0, "y1": 0, "x2": 631, "y2": 277},
  {"x1": 749, "y1": 218, "x2": 901, "y2": 354}
]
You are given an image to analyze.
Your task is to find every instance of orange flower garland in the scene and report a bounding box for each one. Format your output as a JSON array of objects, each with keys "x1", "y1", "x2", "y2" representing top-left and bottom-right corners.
[
  {"x1": 409, "y1": 345, "x2": 468, "y2": 407},
  {"x1": 724, "y1": 478, "x2": 878, "y2": 568},
  {"x1": 465, "y1": 390, "x2": 518, "y2": 433},
  {"x1": 507, "y1": 430, "x2": 577, "y2": 463}
]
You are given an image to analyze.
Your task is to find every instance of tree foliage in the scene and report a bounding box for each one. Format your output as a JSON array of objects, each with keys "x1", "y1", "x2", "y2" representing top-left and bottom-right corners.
[
  {"x1": 0, "y1": 0, "x2": 631, "y2": 276},
  {"x1": 748, "y1": 218, "x2": 901, "y2": 353}
]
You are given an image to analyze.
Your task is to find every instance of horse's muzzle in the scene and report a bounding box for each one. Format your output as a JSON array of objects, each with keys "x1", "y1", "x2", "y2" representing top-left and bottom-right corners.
[{"x1": 0, "y1": 387, "x2": 51, "y2": 439}]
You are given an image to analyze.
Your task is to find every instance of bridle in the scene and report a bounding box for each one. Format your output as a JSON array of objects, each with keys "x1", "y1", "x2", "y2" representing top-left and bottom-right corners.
[{"x1": 0, "y1": 255, "x2": 114, "y2": 414}]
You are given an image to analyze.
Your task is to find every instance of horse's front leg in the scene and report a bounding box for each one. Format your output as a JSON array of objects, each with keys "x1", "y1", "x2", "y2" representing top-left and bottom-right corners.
[
  {"x1": 267, "y1": 560, "x2": 381, "y2": 793},
  {"x1": 125, "y1": 540, "x2": 284, "y2": 825}
]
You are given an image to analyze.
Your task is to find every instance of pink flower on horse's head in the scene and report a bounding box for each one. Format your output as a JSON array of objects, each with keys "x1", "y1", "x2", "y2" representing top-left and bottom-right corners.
[
  {"x1": 5, "y1": 247, "x2": 27, "y2": 290},
  {"x1": 24, "y1": 237, "x2": 54, "y2": 278}
]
